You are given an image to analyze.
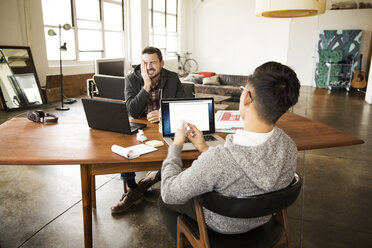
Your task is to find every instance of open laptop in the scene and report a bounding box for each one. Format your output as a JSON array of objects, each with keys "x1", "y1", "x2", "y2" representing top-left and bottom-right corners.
[
  {"x1": 82, "y1": 98, "x2": 146, "y2": 134},
  {"x1": 161, "y1": 97, "x2": 225, "y2": 151}
]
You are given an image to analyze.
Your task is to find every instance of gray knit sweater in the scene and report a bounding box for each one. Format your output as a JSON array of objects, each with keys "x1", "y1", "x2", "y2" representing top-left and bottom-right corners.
[{"x1": 161, "y1": 126, "x2": 297, "y2": 234}]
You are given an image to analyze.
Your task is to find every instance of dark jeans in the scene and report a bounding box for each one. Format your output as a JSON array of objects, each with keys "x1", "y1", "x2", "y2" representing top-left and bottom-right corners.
[
  {"x1": 121, "y1": 171, "x2": 162, "y2": 189},
  {"x1": 120, "y1": 172, "x2": 136, "y2": 181},
  {"x1": 158, "y1": 196, "x2": 197, "y2": 240},
  {"x1": 120, "y1": 170, "x2": 161, "y2": 182}
]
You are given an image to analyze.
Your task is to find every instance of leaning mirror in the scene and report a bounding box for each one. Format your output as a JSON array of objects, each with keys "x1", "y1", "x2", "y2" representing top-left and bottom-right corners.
[{"x1": 0, "y1": 46, "x2": 44, "y2": 111}]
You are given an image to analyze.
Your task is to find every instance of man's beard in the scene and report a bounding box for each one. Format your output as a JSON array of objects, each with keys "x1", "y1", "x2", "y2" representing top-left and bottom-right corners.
[{"x1": 149, "y1": 70, "x2": 161, "y2": 79}]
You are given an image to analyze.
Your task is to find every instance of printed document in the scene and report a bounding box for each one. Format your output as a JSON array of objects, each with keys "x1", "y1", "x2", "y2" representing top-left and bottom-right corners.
[{"x1": 215, "y1": 110, "x2": 244, "y2": 133}]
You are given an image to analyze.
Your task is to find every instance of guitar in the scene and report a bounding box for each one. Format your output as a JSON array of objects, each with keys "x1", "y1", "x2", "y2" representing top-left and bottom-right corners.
[{"x1": 351, "y1": 54, "x2": 367, "y2": 89}]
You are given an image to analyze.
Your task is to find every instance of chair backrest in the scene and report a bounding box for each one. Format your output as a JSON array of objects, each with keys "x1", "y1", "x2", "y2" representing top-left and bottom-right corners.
[
  {"x1": 93, "y1": 75, "x2": 125, "y2": 100},
  {"x1": 87, "y1": 78, "x2": 97, "y2": 98},
  {"x1": 182, "y1": 82, "x2": 195, "y2": 98},
  {"x1": 197, "y1": 173, "x2": 302, "y2": 218},
  {"x1": 95, "y1": 58, "x2": 126, "y2": 77}
]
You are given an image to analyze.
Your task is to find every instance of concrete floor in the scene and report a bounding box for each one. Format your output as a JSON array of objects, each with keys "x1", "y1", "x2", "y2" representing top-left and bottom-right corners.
[{"x1": 0, "y1": 86, "x2": 371, "y2": 248}]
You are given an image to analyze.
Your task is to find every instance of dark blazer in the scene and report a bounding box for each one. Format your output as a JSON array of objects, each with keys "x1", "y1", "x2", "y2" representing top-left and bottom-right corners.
[{"x1": 124, "y1": 65, "x2": 186, "y2": 118}]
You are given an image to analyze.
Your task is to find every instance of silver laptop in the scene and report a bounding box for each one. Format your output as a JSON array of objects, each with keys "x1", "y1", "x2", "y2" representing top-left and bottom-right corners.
[
  {"x1": 161, "y1": 97, "x2": 225, "y2": 151},
  {"x1": 82, "y1": 98, "x2": 146, "y2": 134}
]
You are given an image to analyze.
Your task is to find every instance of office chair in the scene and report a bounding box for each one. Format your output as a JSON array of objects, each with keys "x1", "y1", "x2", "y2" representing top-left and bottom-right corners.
[
  {"x1": 181, "y1": 82, "x2": 196, "y2": 98},
  {"x1": 93, "y1": 75, "x2": 125, "y2": 100},
  {"x1": 87, "y1": 79, "x2": 98, "y2": 98},
  {"x1": 177, "y1": 173, "x2": 302, "y2": 248}
]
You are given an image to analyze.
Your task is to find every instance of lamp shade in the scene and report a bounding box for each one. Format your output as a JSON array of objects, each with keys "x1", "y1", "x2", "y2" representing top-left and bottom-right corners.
[
  {"x1": 47, "y1": 29, "x2": 57, "y2": 36},
  {"x1": 62, "y1": 23, "x2": 72, "y2": 31},
  {"x1": 256, "y1": 0, "x2": 326, "y2": 18}
]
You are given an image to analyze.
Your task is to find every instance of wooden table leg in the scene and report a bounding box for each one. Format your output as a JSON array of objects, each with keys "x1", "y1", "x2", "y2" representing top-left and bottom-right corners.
[
  {"x1": 91, "y1": 176, "x2": 96, "y2": 208},
  {"x1": 80, "y1": 165, "x2": 92, "y2": 248}
]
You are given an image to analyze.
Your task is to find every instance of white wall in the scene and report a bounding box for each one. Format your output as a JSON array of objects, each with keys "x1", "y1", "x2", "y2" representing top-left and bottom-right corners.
[
  {"x1": 163, "y1": 58, "x2": 178, "y2": 72},
  {"x1": 288, "y1": 9, "x2": 372, "y2": 86},
  {"x1": 190, "y1": 0, "x2": 291, "y2": 76},
  {"x1": 0, "y1": 0, "x2": 27, "y2": 46},
  {"x1": 179, "y1": 0, "x2": 193, "y2": 54},
  {"x1": 287, "y1": 17, "x2": 319, "y2": 86},
  {"x1": 27, "y1": 0, "x2": 49, "y2": 86}
]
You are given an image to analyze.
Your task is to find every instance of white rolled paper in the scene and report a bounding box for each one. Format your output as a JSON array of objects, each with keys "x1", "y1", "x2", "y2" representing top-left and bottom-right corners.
[{"x1": 111, "y1": 144, "x2": 139, "y2": 159}]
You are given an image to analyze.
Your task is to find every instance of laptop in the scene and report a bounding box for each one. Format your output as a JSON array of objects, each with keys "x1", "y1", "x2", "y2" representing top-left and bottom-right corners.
[
  {"x1": 161, "y1": 97, "x2": 225, "y2": 151},
  {"x1": 82, "y1": 98, "x2": 146, "y2": 134},
  {"x1": 93, "y1": 75, "x2": 125, "y2": 100}
]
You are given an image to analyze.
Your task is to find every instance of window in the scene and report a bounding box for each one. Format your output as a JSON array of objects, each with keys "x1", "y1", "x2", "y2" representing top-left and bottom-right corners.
[
  {"x1": 149, "y1": 0, "x2": 178, "y2": 57},
  {"x1": 42, "y1": 0, "x2": 125, "y2": 61}
]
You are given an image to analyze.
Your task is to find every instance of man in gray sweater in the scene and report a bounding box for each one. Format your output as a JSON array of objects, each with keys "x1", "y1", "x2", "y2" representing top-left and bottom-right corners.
[
  {"x1": 159, "y1": 61, "x2": 301, "y2": 237},
  {"x1": 111, "y1": 47, "x2": 186, "y2": 214}
]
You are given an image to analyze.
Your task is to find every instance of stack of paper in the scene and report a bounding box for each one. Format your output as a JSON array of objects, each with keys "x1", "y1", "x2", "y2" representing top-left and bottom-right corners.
[
  {"x1": 145, "y1": 140, "x2": 164, "y2": 148},
  {"x1": 215, "y1": 110, "x2": 244, "y2": 133}
]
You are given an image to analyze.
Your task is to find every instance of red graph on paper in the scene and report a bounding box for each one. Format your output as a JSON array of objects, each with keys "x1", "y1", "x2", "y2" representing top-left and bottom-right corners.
[{"x1": 220, "y1": 112, "x2": 241, "y2": 121}]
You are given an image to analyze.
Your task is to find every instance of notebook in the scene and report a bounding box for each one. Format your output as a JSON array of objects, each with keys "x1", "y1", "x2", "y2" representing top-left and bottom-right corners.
[
  {"x1": 82, "y1": 98, "x2": 146, "y2": 134},
  {"x1": 161, "y1": 97, "x2": 225, "y2": 151}
]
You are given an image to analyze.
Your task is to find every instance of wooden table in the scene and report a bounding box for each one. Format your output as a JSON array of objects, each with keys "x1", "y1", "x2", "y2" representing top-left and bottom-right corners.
[
  {"x1": 0, "y1": 112, "x2": 364, "y2": 247},
  {"x1": 195, "y1": 93, "x2": 232, "y2": 103},
  {"x1": 196, "y1": 93, "x2": 232, "y2": 110}
]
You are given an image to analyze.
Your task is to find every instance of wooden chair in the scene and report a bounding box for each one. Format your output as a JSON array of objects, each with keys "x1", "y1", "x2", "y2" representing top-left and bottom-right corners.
[{"x1": 177, "y1": 173, "x2": 302, "y2": 248}]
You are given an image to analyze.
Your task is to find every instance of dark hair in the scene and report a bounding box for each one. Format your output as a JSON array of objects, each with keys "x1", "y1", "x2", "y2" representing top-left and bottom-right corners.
[
  {"x1": 247, "y1": 61, "x2": 300, "y2": 124},
  {"x1": 142, "y1": 46, "x2": 163, "y2": 62}
]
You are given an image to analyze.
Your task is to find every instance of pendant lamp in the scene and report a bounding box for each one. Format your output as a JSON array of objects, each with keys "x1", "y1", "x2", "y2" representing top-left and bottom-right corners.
[{"x1": 256, "y1": 0, "x2": 326, "y2": 18}]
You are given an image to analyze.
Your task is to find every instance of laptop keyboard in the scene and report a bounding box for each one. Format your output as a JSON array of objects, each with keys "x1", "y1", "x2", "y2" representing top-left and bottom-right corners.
[{"x1": 171, "y1": 135, "x2": 217, "y2": 143}]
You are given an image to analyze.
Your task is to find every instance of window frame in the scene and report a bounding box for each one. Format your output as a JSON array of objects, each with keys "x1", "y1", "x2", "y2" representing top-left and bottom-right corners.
[
  {"x1": 149, "y1": 0, "x2": 179, "y2": 57},
  {"x1": 43, "y1": 0, "x2": 125, "y2": 62}
]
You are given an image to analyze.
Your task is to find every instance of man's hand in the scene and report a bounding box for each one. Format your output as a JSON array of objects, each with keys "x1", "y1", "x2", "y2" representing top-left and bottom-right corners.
[
  {"x1": 187, "y1": 123, "x2": 209, "y2": 153},
  {"x1": 141, "y1": 60, "x2": 151, "y2": 92},
  {"x1": 173, "y1": 121, "x2": 187, "y2": 147},
  {"x1": 147, "y1": 110, "x2": 159, "y2": 123}
]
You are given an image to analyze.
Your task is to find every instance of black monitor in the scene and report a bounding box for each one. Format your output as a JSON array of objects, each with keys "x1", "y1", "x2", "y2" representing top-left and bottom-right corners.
[{"x1": 95, "y1": 58, "x2": 125, "y2": 77}]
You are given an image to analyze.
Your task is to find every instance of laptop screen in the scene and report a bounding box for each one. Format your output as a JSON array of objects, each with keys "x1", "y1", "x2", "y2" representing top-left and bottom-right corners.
[
  {"x1": 82, "y1": 98, "x2": 146, "y2": 134},
  {"x1": 161, "y1": 98, "x2": 215, "y2": 136}
]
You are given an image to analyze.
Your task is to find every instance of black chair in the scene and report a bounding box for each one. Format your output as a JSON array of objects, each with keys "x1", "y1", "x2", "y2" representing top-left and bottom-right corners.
[
  {"x1": 177, "y1": 173, "x2": 302, "y2": 248},
  {"x1": 93, "y1": 75, "x2": 125, "y2": 100},
  {"x1": 87, "y1": 78, "x2": 98, "y2": 98},
  {"x1": 181, "y1": 82, "x2": 195, "y2": 98}
]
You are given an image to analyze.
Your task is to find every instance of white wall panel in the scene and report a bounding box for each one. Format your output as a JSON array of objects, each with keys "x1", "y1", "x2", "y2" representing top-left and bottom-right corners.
[{"x1": 190, "y1": 0, "x2": 290, "y2": 75}]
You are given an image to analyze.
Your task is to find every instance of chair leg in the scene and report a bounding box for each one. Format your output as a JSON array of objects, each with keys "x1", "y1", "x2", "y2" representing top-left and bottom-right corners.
[
  {"x1": 177, "y1": 231, "x2": 185, "y2": 248},
  {"x1": 177, "y1": 217, "x2": 188, "y2": 248},
  {"x1": 175, "y1": 199, "x2": 211, "y2": 248},
  {"x1": 274, "y1": 209, "x2": 291, "y2": 248},
  {"x1": 194, "y1": 199, "x2": 210, "y2": 248},
  {"x1": 281, "y1": 209, "x2": 292, "y2": 248}
]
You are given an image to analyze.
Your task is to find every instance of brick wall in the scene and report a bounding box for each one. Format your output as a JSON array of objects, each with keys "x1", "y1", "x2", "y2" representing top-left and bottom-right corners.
[{"x1": 45, "y1": 73, "x2": 93, "y2": 103}]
